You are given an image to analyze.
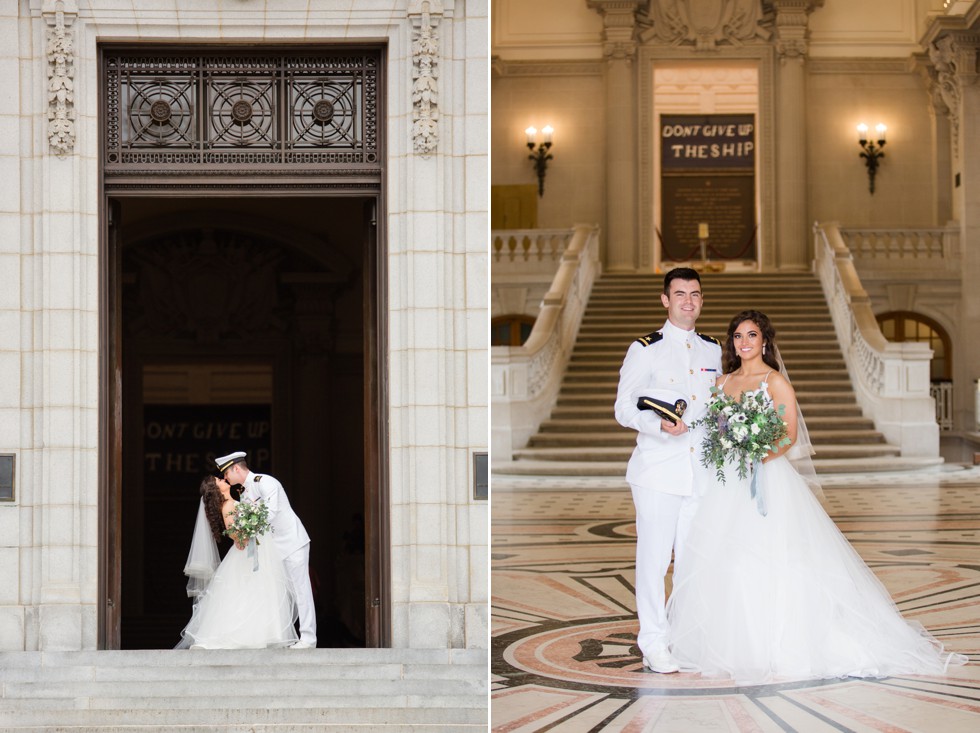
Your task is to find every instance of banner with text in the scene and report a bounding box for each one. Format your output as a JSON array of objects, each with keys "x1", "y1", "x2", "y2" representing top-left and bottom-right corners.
[{"x1": 661, "y1": 114, "x2": 755, "y2": 170}]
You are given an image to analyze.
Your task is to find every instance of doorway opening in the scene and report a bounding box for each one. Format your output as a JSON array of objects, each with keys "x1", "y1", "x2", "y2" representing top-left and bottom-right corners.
[{"x1": 105, "y1": 196, "x2": 382, "y2": 649}]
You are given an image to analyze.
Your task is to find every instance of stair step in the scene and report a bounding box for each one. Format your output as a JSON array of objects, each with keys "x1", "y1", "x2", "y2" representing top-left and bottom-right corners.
[
  {"x1": 527, "y1": 430, "x2": 886, "y2": 447},
  {"x1": 494, "y1": 455, "x2": 942, "y2": 478},
  {"x1": 539, "y1": 416, "x2": 877, "y2": 432},
  {"x1": 0, "y1": 649, "x2": 488, "y2": 730},
  {"x1": 559, "y1": 379, "x2": 856, "y2": 393},
  {"x1": 513, "y1": 444, "x2": 901, "y2": 462}
]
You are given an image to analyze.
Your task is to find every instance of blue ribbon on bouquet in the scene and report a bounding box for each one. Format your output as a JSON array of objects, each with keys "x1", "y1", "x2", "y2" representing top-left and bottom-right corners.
[
  {"x1": 749, "y1": 461, "x2": 767, "y2": 517},
  {"x1": 248, "y1": 540, "x2": 259, "y2": 571}
]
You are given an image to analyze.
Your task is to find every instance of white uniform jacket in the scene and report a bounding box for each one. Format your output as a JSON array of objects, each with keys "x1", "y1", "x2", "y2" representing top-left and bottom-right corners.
[
  {"x1": 614, "y1": 319, "x2": 723, "y2": 496},
  {"x1": 241, "y1": 470, "x2": 311, "y2": 558}
]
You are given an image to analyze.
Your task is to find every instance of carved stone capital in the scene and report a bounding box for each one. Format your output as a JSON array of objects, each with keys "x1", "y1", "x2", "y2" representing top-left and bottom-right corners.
[
  {"x1": 587, "y1": 0, "x2": 643, "y2": 59},
  {"x1": 408, "y1": 1, "x2": 444, "y2": 155},
  {"x1": 772, "y1": 0, "x2": 823, "y2": 60}
]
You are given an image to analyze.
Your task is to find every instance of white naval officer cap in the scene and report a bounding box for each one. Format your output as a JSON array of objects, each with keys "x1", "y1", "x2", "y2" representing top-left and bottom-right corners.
[{"x1": 215, "y1": 451, "x2": 247, "y2": 472}]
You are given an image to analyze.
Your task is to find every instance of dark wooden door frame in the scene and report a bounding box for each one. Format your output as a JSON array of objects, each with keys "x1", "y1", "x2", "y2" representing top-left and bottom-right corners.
[{"x1": 97, "y1": 190, "x2": 389, "y2": 648}]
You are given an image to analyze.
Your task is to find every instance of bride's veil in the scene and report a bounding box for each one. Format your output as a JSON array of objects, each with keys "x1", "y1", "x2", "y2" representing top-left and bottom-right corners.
[
  {"x1": 183, "y1": 498, "x2": 220, "y2": 599},
  {"x1": 773, "y1": 343, "x2": 824, "y2": 500}
]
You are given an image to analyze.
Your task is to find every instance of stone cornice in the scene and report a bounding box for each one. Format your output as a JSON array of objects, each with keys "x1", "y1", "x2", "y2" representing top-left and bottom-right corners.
[
  {"x1": 491, "y1": 58, "x2": 604, "y2": 77},
  {"x1": 807, "y1": 57, "x2": 912, "y2": 75}
]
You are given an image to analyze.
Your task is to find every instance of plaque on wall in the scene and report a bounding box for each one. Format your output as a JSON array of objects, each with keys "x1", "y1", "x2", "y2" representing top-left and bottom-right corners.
[{"x1": 660, "y1": 114, "x2": 756, "y2": 263}]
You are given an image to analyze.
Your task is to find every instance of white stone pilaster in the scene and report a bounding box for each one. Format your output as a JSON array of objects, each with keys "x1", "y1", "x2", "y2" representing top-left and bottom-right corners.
[{"x1": 588, "y1": 0, "x2": 642, "y2": 272}]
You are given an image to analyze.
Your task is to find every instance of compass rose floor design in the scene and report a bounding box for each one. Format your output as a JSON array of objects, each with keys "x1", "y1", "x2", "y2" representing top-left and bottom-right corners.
[{"x1": 491, "y1": 469, "x2": 980, "y2": 732}]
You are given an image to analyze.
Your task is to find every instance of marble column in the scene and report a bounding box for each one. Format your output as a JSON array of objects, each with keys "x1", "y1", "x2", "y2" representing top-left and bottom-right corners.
[
  {"x1": 773, "y1": 1, "x2": 819, "y2": 272},
  {"x1": 588, "y1": 1, "x2": 642, "y2": 272}
]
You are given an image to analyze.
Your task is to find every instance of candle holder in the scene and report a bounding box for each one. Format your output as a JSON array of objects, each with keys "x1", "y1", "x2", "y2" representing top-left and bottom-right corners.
[
  {"x1": 857, "y1": 123, "x2": 887, "y2": 194},
  {"x1": 525, "y1": 125, "x2": 554, "y2": 197}
]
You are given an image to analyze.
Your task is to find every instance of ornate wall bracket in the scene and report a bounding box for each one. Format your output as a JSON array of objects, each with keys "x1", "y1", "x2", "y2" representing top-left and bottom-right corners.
[
  {"x1": 409, "y1": 0, "x2": 443, "y2": 155},
  {"x1": 43, "y1": 0, "x2": 78, "y2": 157},
  {"x1": 927, "y1": 33, "x2": 980, "y2": 161}
]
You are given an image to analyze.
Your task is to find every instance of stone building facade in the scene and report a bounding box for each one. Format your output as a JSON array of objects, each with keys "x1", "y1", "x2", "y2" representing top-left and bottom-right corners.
[{"x1": 0, "y1": 0, "x2": 488, "y2": 652}]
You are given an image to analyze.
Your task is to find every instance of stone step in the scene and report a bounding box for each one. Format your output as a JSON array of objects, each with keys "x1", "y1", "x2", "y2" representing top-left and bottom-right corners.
[
  {"x1": 549, "y1": 403, "x2": 865, "y2": 419},
  {"x1": 539, "y1": 416, "x2": 877, "y2": 432},
  {"x1": 562, "y1": 368, "x2": 851, "y2": 381},
  {"x1": 494, "y1": 455, "x2": 943, "y2": 478},
  {"x1": 513, "y1": 443, "x2": 901, "y2": 462},
  {"x1": 527, "y1": 429, "x2": 886, "y2": 447},
  {"x1": 559, "y1": 378, "x2": 856, "y2": 393},
  {"x1": 565, "y1": 358, "x2": 848, "y2": 371},
  {"x1": 0, "y1": 649, "x2": 488, "y2": 730},
  {"x1": 555, "y1": 391, "x2": 858, "y2": 406}
]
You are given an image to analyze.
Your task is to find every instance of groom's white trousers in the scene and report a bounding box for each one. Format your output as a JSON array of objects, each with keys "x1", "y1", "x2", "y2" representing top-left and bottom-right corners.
[
  {"x1": 284, "y1": 545, "x2": 317, "y2": 645},
  {"x1": 629, "y1": 484, "x2": 699, "y2": 658}
]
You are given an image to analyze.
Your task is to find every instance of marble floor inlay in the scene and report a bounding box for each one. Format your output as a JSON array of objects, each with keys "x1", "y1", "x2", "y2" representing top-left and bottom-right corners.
[{"x1": 492, "y1": 471, "x2": 980, "y2": 732}]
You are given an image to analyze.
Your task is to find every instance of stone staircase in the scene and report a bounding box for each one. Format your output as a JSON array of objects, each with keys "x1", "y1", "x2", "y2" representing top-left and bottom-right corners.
[
  {"x1": 0, "y1": 648, "x2": 487, "y2": 731},
  {"x1": 497, "y1": 272, "x2": 942, "y2": 477}
]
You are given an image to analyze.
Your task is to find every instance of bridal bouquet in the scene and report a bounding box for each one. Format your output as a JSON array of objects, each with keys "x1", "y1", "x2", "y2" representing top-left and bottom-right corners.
[
  {"x1": 693, "y1": 387, "x2": 791, "y2": 484},
  {"x1": 225, "y1": 498, "x2": 272, "y2": 546}
]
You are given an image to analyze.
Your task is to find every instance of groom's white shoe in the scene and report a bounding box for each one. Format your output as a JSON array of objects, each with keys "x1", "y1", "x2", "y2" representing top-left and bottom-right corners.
[
  {"x1": 642, "y1": 648, "x2": 680, "y2": 673},
  {"x1": 289, "y1": 641, "x2": 315, "y2": 649}
]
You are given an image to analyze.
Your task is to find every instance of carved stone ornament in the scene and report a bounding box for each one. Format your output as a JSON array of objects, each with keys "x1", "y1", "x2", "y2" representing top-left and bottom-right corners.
[
  {"x1": 44, "y1": 1, "x2": 78, "y2": 157},
  {"x1": 929, "y1": 36, "x2": 967, "y2": 159},
  {"x1": 409, "y1": 0, "x2": 443, "y2": 155},
  {"x1": 637, "y1": 0, "x2": 772, "y2": 51}
]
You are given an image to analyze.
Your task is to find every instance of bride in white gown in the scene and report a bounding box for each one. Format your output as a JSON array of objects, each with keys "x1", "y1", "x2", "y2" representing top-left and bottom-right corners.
[
  {"x1": 667, "y1": 310, "x2": 967, "y2": 684},
  {"x1": 176, "y1": 475, "x2": 298, "y2": 649}
]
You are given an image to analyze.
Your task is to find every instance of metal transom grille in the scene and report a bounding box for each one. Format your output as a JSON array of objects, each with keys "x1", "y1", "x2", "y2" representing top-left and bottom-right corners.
[{"x1": 103, "y1": 48, "x2": 380, "y2": 176}]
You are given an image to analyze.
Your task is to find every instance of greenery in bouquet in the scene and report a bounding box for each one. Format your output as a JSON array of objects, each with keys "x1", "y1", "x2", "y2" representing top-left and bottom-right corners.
[
  {"x1": 224, "y1": 498, "x2": 272, "y2": 547},
  {"x1": 693, "y1": 386, "x2": 791, "y2": 483}
]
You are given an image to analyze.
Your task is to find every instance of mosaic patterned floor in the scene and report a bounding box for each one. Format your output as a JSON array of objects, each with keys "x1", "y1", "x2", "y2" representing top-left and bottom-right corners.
[{"x1": 491, "y1": 470, "x2": 980, "y2": 732}]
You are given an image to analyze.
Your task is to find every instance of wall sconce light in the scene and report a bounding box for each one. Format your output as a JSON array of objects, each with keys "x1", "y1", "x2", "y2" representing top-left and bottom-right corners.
[
  {"x1": 525, "y1": 125, "x2": 554, "y2": 197},
  {"x1": 857, "y1": 123, "x2": 886, "y2": 194}
]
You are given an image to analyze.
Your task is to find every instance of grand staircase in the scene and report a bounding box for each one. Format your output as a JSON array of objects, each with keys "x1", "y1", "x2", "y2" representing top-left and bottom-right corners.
[
  {"x1": 497, "y1": 272, "x2": 942, "y2": 477},
  {"x1": 0, "y1": 648, "x2": 487, "y2": 731}
]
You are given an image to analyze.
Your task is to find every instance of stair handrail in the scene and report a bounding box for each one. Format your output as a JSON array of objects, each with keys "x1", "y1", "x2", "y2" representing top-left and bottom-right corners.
[
  {"x1": 491, "y1": 224, "x2": 601, "y2": 460},
  {"x1": 813, "y1": 221, "x2": 938, "y2": 457}
]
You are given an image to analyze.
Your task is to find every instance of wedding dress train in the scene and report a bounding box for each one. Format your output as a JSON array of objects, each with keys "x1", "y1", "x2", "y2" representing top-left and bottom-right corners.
[
  {"x1": 176, "y1": 533, "x2": 298, "y2": 650},
  {"x1": 667, "y1": 386, "x2": 966, "y2": 684}
]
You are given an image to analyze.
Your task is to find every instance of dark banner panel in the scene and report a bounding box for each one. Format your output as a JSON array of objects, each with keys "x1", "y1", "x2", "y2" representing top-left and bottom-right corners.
[
  {"x1": 661, "y1": 114, "x2": 755, "y2": 170},
  {"x1": 660, "y1": 114, "x2": 757, "y2": 263},
  {"x1": 143, "y1": 404, "x2": 272, "y2": 495}
]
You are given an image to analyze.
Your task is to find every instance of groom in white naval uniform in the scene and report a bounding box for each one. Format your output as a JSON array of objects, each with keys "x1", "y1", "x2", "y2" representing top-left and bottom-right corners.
[
  {"x1": 216, "y1": 451, "x2": 317, "y2": 648},
  {"x1": 614, "y1": 268, "x2": 722, "y2": 673}
]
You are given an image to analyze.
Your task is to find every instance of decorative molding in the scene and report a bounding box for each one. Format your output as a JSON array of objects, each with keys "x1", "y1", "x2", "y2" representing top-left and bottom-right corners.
[
  {"x1": 44, "y1": 1, "x2": 77, "y2": 157},
  {"x1": 926, "y1": 34, "x2": 980, "y2": 159},
  {"x1": 637, "y1": 0, "x2": 772, "y2": 52},
  {"x1": 409, "y1": 0, "x2": 443, "y2": 155},
  {"x1": 808, "y1": 57, "x2": 911, "y2": 74},
  {"x1": 102, "y1": 48, "x2": 381, "y2": 179},
  {"x1": 492, "y1": 59, "x2": 604, "y2": 77},
  {"x1": 587, "y1": 0, "x2": 643, "y2": 60},
  {"x1": 772, "y1": 0, "x2": 824, "y2": 62}
]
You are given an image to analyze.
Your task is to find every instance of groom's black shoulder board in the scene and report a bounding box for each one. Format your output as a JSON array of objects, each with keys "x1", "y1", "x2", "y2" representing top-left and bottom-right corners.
[
  {"x1": 697, "y1": 332, "x2": 721, "y2": 347},
  {"x1": 254, "y1": 475, "x2": 263, "y2": 482},
  {"x1": 636, "y1": 331, "x2": 663, "y2": 347}
]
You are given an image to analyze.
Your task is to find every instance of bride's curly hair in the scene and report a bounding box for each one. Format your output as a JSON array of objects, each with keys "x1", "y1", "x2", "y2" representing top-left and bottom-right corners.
[
  {"x1": 723, "y1": 310, "x2": 782, "y2": 374},
  {"x1": 199, "y1": 476, "x2": 227, "y2": 543}
]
